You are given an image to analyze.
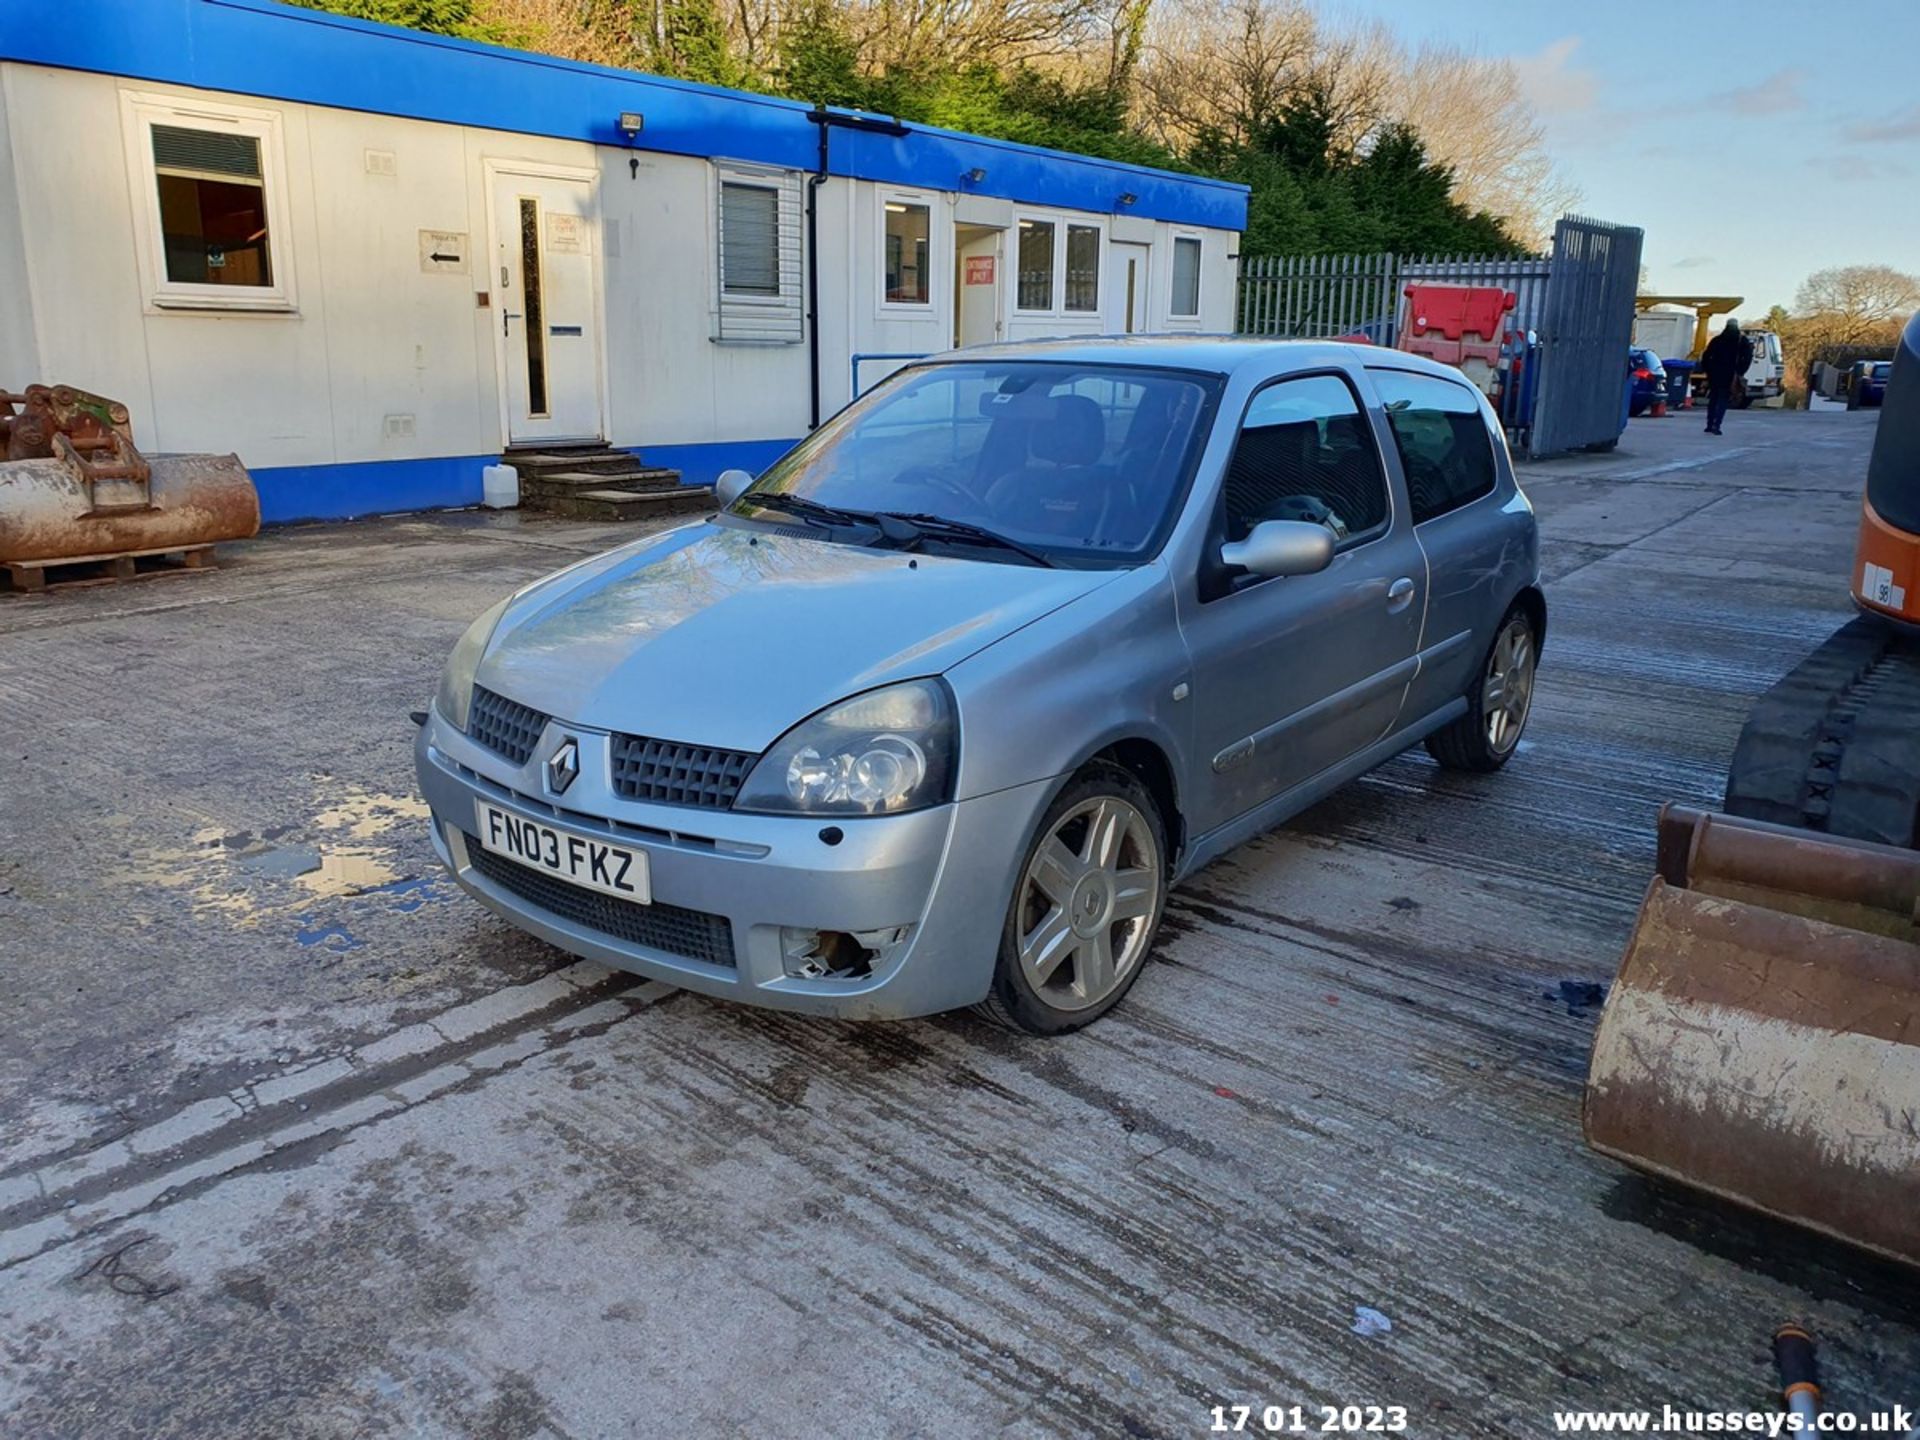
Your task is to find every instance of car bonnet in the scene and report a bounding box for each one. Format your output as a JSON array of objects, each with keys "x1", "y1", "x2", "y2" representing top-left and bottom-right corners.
[{"x1": 475, "y1": 523, "x2": 1122, "y2": 753}]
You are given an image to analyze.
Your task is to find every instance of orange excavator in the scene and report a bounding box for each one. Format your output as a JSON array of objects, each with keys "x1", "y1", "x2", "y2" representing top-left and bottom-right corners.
[{"x1": 1584, "y1": 312, "x2": 1920, "y2": 1269}]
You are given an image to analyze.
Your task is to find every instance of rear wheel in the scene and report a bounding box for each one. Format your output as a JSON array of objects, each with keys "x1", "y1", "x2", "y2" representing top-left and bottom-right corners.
[
  {"x1": 976, "y1": 762, "x2": 1167, "y2": 1034},
  {"x1": 1426, "y1": 606, "x2": 1538, "y2": 772}
]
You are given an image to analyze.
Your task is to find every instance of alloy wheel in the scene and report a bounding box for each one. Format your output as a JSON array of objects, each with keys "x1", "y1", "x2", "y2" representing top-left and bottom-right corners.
[
  {"x1": 1482, "y1": 617, "x2": 1536, "y2": 756},
  {"x1": 1015, "y1": 795, "x2": 1161, "y2": 1011}
]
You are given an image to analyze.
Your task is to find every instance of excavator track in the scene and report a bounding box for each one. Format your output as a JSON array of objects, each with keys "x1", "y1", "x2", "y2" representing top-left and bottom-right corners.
[{"x1": 1724, "y1": 614, "x2": 1920, "y2": 849}]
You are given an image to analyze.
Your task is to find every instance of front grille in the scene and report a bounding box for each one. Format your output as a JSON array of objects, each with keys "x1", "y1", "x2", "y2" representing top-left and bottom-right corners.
[
  {"x1": 610, "y1": 734, "x2": 757, "y2": 809},
  {"x1": 469, "y1": 686, "x2": 549, "y2": 765},
  {"x1": 464, "y1": 834, "x2": 736, "y2": 969}
]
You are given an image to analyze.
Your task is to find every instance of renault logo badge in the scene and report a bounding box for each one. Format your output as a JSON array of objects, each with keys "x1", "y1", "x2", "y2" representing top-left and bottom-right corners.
[{"x1": 545, "y1": 736, "x2": 580, "y2": 796}]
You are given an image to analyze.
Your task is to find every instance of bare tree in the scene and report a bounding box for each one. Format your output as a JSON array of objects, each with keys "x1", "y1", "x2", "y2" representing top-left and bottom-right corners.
[
  {"x1": 1387, "y1": 43, "x2": 1576, "y2": 248},
  {"x1": 1793, "y1": 264, "x2": 1920, "y2": 344},
  {"x1": 480, "y1": 0, "x2": 645, "y2": 65},
  {"x1": 1132, "y1": 0, "x2": 1320, "y2": 149}
]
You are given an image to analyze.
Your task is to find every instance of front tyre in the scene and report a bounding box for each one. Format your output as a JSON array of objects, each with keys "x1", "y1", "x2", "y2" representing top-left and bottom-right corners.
[
  {"x1": 976, "y1": 761, "x2": 1167, "y2": 1034},
  {"x1": 1425, "y1": 605, "x2": 1538, "y2": 772}
]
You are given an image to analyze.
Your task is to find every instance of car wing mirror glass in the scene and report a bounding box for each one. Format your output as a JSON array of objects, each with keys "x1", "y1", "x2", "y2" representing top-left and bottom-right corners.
[
  {"x1": 715, "y1": 468, "x2": 754, "y2": 508},
  {"x1": 1220, "y1": 519, "x2": 1335, "y2": 578}
]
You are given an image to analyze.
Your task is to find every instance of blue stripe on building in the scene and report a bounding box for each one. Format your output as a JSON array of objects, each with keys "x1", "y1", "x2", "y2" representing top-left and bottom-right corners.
[{"x1": 251, "y1": 441, "x2": 800, "y2": 525}]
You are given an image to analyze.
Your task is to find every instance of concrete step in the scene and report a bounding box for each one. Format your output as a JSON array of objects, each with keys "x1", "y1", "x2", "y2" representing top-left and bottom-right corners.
[
  {"x1": 519, "y1": 467, "x2": 684, "y2": 497},
  {"x1": 502, "y1": 448, "x2": 639, "y2": 478},
  {"x1": 528, "y1": 485, "x2": 715, "y2": 523}
]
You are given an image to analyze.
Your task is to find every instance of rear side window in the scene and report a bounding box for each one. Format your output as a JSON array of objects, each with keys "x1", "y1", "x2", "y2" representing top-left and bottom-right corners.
[
  {"x1": 1221, "y1": 374, "x2": 1389, "y2": 548},
  {"x1": 1370, "y1": 369, "x2": 1497, "y2": 524}
]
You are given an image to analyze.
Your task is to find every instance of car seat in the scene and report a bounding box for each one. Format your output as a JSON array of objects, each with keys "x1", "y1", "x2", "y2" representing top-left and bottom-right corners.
[{"x1": 984, "y1": 394, "x2": 1112, "y2": 538}]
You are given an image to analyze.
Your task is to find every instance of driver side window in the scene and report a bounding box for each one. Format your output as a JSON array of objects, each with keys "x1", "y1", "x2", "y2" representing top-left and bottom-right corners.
[{"x1": 1220, "y1": 374, "x2": 1389, "y2": 549}]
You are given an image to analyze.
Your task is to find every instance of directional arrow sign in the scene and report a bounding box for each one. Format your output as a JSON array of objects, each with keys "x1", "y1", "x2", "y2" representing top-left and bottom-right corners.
[{"x1": 418, "y1": 230, "x2": 469, "y2": 274}]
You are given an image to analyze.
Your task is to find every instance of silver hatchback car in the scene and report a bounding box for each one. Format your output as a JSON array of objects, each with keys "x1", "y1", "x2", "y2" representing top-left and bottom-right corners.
[{"x1": 417, "y1": 339, "x2": 1542, "y2": 1033}]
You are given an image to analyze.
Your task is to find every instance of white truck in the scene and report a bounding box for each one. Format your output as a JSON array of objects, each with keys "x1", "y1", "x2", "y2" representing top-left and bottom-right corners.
[
  {"x1": 1633, "y1": 308, "x2": 1787, "y2": 407},
  {"x1": 1740, "y1": 328, "x2": 1786, "y2": 406},
  {"x1": 1632, "y1": 309, "x2": 1697, "y2": 366}
]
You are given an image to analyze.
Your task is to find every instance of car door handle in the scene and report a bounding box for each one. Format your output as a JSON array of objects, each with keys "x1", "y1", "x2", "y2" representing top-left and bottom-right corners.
[{"x1": 1387, "y1": 577, "x2": 1415, "y2": 613}]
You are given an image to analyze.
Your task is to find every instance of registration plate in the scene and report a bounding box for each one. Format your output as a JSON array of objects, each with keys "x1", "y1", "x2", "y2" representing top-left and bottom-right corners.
[{"x1": 473, "y1": 801, "x2": 651, "y2": 904}]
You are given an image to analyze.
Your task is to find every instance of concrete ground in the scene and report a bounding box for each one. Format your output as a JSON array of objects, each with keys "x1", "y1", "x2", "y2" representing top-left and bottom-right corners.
[{"x1": 1, "y1": 406, "x2": 1914, "y2": 1438}]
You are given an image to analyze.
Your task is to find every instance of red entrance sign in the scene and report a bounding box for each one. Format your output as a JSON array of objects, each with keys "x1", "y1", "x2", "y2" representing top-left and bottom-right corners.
[{"x1": 964, "y1": 256, "x2": 995, "y2": 286}]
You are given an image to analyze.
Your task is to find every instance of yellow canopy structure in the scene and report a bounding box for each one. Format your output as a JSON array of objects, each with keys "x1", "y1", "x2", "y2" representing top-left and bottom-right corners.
[{"x1": 1635, "y1": 295, "x2": 1745, "y2": 361}]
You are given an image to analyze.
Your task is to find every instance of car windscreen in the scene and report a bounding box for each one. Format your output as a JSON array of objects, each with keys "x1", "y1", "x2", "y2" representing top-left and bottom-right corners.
[{"x1": 731, "y1": 360, "x2": 1221, "y2": 566}]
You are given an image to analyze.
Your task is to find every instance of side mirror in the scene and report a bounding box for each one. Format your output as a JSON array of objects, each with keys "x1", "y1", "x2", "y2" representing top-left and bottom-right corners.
[
  {"x1": 1220, "y1": 519, "x2": 1335, "y2": 578},
  {"x1": 715, "y1": 468, "x2": 754, "y2": 508}
]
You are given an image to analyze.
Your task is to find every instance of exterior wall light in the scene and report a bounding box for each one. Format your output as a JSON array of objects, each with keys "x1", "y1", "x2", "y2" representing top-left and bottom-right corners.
[
  {"x1": 1118, "y1": 192, "x2": 1138, "y2": 207},
  {"x1": 964, "y1": 167, "x2": 987, "y2": 184},
  {"x1": 618, "y1": 112, "x2": 645, "y2": 176}
]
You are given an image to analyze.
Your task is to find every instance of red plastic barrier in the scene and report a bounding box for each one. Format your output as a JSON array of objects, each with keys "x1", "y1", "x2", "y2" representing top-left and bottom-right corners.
[{"x1": 1399, "y1": 284, "x2": 1515, "y2": 371}]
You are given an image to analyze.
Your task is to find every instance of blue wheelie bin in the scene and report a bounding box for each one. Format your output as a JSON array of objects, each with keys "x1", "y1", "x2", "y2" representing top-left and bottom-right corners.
[{"x1": 1664, "y1": 359, "x2": 1695, "y2": 409}]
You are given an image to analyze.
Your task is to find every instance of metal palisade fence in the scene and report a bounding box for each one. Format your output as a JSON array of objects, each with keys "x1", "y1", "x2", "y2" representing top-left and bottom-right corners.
[
  {"x1": 1236, "y1": 252, "x2": 1552, "y2": 346},
  {"x1": 1235, "y1": 217, "x2": 1644, "y2": 457}
]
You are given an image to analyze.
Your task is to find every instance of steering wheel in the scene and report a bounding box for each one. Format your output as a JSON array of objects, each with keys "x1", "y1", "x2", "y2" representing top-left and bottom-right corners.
[{"x1": 890, "y1": 464, "x2": 975, "y2": 506}]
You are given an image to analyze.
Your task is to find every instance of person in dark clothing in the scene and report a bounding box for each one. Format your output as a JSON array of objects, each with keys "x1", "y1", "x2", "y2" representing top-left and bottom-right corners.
[{"x1": 1700, "y1": 319, "x2": 1754, "y2": 434}]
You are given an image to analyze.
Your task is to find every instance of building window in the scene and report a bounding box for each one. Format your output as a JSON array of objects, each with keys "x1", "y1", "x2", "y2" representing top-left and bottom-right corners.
[
  {"x1": 713, "y1": 163, "x2": 803, "y2": 343},
  {"x1": 1171, "y1": 236, "x2": 1202, "y2": 318},
  {"x1": 123, "y1": 93, "x2": 294, "y2": 311},
  {"x1": 884, "y1": 201, "x2": 931, "y2": 304},
  {"x1": 152, "y1": 125, "x2": 273, "y2": 287},
  {"x1": 1064, "y1": 224, "x2": 1100, "y2": 312},
  {"x1": 720, "y1": 181, "x2": 780, "y2": 296},
  {"x1": 1017, "y1": 219, "x2": 1055, "y2": 311}
]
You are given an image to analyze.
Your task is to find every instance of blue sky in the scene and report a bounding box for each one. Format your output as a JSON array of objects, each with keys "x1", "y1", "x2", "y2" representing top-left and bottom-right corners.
[{"x1": 1332, "y1": 1, "x2": 1920, "y2": 316}]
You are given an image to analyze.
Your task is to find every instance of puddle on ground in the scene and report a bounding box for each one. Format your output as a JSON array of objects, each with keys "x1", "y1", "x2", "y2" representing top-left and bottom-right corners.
[
  {"x1": 311, "y1": 790, "x2": 429, "y2": 842},
  {"x1": 235, "y1": 845, "x2": 324, "y2": 880},
  {"x1": 116, "y1": 782, "x2": 445, "y2": 934}
]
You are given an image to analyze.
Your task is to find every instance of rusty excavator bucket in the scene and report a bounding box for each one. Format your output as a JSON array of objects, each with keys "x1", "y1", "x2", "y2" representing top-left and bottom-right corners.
[
  {"x1": 1585, "y1": 805, "x2": 1920, "y2": 1268},
  {"x1": 0, "y1": 384, "x2": 258, "y2": 569}
]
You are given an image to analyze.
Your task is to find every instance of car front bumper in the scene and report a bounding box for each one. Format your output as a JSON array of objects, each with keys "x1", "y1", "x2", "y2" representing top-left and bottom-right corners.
[{"x1": 415, "y1": 712, "x2": 1054, "y2": 1019}]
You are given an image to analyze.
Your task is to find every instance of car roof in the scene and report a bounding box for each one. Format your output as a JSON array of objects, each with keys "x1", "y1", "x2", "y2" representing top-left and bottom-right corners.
[{"x1": 916, "y1": 335, "x2": 1475, "y2": 383}]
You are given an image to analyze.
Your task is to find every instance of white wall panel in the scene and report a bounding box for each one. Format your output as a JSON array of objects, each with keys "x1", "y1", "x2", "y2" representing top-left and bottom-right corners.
[
  {"x1": 5, "y1": 67, "x2": 156, "y2": 442},
  {"x1": 0, "y1": 66, "x2": 43, "y2": 385}
]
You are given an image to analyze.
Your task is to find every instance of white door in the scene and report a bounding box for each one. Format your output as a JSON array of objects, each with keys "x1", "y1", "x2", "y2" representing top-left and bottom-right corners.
[
  {"x1": 954, "y1": 227, "x2": 1003, "y2": 348},
  {"x1": 1107, "y1": 242, "x2": 1150, "y2": 334},
  {"x1": 492, "y1": 171, "x2": 603, "y2": 444}
]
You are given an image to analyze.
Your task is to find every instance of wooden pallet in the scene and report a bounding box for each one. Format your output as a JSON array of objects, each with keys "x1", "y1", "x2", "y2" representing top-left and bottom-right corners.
[{"x1": 2, "y1": 544, "x2": 217, "y2": 594}]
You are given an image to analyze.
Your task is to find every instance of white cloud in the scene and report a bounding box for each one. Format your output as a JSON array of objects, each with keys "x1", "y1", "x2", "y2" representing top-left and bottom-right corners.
[
  {"x1": 1707, "y1": 69, "x2": 1806, "y2": 116},
  {"x1": 1513, "y1": 37, "x2": 1599, "y2": 117},
  {"x1": 1844, "y1": 104, "x2": 1920, "y2": 144},
  {"x1": 1827, "y1": 153, "x2": 1912, "y2": 183}
]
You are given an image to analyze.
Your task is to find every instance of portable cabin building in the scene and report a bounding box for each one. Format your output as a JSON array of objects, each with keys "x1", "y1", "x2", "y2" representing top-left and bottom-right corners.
[{"x1": 0, "y1": 0, "x2": 1248, "y2": 522}]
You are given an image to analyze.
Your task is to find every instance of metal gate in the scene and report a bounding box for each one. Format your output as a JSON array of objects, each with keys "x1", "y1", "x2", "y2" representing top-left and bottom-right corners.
[
  {"x1": 1528, "y1": 216, "x2": 1645, "y2": 456},
  {"x1": 1235, "y1": 216, "x2": 1644, "y2": 457}
]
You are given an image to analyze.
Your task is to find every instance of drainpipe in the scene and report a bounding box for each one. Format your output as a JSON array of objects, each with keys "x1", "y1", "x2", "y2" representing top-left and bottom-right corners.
[{"x1": 805, "y1": 105, "x2": 911, "y2": 431}]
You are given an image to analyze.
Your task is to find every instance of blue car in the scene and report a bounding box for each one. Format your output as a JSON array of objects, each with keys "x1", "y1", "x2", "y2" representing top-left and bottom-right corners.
[
  {"x1": 1849, "y1": 361, "x2": 1891, "y2": 410},
  {"x1": 1628, "y1": 348, "x2": 1669, "y2": 417}
]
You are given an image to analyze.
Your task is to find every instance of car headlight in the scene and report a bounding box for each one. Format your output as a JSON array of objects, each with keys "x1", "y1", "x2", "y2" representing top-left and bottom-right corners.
[
  {"x1": 434, "y1": 596, "x2": 511, "y2": 732},
  {"x1": 734, "y1": 679, "x2": 958, "y2": 816}
]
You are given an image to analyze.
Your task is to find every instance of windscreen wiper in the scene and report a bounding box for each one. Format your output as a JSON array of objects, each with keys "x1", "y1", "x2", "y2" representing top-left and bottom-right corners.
[
  {"x1": 874, "y1": 512, "x2": 1057, "y2": 568},
  {"x1": 738, "y1": 491, "x2": 879, "y2": 532}
]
